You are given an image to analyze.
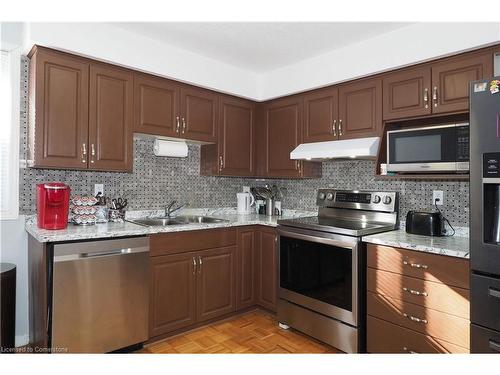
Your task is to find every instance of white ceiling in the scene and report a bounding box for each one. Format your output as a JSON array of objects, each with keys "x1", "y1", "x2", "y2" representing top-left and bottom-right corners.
[{"x1": 113, "y1": 22, "x2": 412, "y2": 73}]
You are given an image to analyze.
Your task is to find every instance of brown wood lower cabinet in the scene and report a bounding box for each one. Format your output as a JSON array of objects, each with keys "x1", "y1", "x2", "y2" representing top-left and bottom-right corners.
[
  {"x1": 256, "y1": 227, "x2": 278, "y2": 312},
  {"x1": 366, "y1": 243, "x2": 470, "y2": 353},
  {"x1": 196, "y1": 246, "x2": 236, "y2": 322},
  {"x1": 149, "y1": 226, "x2": 278, "y2": 339},
  {"x1": 149, "y1": 252, "x2": 197, "y2": 337}
]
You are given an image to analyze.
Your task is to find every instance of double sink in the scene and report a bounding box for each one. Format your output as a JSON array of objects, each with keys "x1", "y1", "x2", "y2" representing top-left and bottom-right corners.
[{"x1": 129, "y1": 215, "x2": 228, "y2": 227}]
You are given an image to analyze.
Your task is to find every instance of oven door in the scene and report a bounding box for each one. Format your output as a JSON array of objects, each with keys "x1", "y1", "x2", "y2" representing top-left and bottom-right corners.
[
  {"x1": 387, "y1": 124, "x2": 462, "y2": 172},
  {"x1": 278, "y1": 226, "x2": 360, "y2": 327}
]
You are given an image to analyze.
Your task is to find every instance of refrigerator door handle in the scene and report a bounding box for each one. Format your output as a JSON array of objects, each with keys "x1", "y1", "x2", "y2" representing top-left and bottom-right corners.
[
  {"x1": 489, "y1": 339, "x2": 500, "y2": 352},
  {"x1": 488, "y1": 287, "x2": 500, "y2": 299}
]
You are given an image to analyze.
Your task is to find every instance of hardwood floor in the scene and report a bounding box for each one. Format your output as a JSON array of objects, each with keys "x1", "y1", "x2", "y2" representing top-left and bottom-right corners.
[{"x1": 139, "y1": 310, "x2": 339, "y2": 354}]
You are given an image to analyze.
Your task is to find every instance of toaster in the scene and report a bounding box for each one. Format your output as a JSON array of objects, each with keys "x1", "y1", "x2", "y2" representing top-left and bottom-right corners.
[{"x1": 406, "y1": 211, "x2": 444, "y2": 236}]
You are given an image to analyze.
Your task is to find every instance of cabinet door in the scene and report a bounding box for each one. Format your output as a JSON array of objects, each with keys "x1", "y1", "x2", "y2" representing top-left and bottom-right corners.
[
  {"x1": 196, "y1": 246, "x2": 236, "y2": 322},
  {"x1": 264, "y1": 97, "x2": 302, "y2": 178},
  {"x1": 303, "y1": 88, "x2": 339, "y2": 142},
  {"x1": 30, "y1": 48, "x2": 89, "y2": 169},
  {"x1": 383, "y1": 67, "x2": 432, "y2": 120},
  {"x1": 218, "y1": 96, "x2": 255, "y2": 176},
  {"x1": 149, "y1": 252, "x2": 197, "y2": 337},
  {"x1": 89, "y1": 64, "x2": 133, "y2": 172},
  {"x1": 134, "y1": 73, "x2": 180, "y2": 137},
  {"x1": 432, "y1": 52, "x2": 493, "y2": 114},
  {"x1": 180, "y1": 86, "x2": 218, "y2": 142},
  {"x1": 236, "y1": 228, "x2": 256, "y2": 309},
  {"x1": 257, "y1": 228, "x2": 278, "y2": 312},
  {"x1": 339, "y1": 78, "x2": 382, "y2": 139}
]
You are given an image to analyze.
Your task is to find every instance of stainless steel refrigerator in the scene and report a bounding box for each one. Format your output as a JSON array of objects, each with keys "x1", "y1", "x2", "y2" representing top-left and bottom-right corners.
[{"x1": 470, "y1": 76, "x2": 500, "y2": 353}]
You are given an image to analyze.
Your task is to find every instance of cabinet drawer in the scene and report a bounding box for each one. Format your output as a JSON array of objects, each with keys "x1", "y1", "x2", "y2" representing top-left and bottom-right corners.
[
  {"x1": 367, "y1": 268, "x2": 469, "y2": 319},
  {"x1": 471, "y1": 324, "x2": 500, "y2": 353},
  {"x1": 150, "y1": 228, "x2": 237, "y2": 257},
  {"x1": 367, "y1": 244, "x2": 469, "y2": 289},
  {"x1": 367, "y1": 315, "x2": 469, "y2": 353},
  {"x1": 471, "y1": 273, "x2": 500, "y2": 332},
  {"x1": 367, "y1": 292, "x2": 470, "y2": 348}
]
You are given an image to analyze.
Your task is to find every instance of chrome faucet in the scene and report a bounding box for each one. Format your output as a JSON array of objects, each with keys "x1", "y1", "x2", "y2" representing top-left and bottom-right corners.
[{"x1": 165, "y1": 200, "x2": 187, "y2": 217}]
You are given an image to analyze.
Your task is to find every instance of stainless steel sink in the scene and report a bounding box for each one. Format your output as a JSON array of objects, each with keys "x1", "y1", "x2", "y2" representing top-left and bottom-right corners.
[
  {"x1": 174, "y1": 215, "x2": 229, "y2": 224},
  {"x1": 128, "y1": 215, "x2": 228, "y2": 227},
  {"x1": 128, "y1": 218, "x2": 188, "y2": 227}
]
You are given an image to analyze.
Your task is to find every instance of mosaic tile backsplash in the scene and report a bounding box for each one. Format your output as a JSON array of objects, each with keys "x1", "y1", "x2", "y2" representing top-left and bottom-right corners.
[{"x1": 18, "y1": 56, "x2": 470, "y2": 226}]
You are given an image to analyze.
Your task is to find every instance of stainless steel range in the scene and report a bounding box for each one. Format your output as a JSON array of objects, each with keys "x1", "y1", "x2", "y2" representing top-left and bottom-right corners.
[{"x1": 277, "y1": 189, "x2": 399, "y2": 353}]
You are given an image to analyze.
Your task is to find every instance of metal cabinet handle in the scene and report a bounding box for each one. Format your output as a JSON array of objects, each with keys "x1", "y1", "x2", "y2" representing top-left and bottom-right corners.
[
  {"x1": 192, "y1": 257, "x2": 197, "y2": 275},
  {"x1": 403, "y1": 313, "x2": 428, "y2": 324},
  {"x1": 433, "y1": 86, "x2": 438, "y2": 107},
  {"x1": 198, "y1": 256, "x2": 202, "y2": 274},
  {"x1": 296, "y1": 160, "x2": 302, "y2": 175},
  {"x1": 402, "y1": 287, "x2": 428, "y2": 296},
  {"x1": 182, "y1": 117, "x2": 186, "y2": 134},
  {"x1": 176, "y1": 116, "x2": 180, "y2": 134},
  {"x1": 81, "y1": 143, "x2": 87, "y2": 163},
  {"x1": 403, "y1": 346, "x2": 419, "y2": 354},
  {"x1": 488, "y1": 287, "x2": 500, "y2": 299},
  {"x1": 332, "y1": 119, "x2": 337, "y2": 136},
  {"x1": 90, "y1": 143, "x2": 95, "y2": 164},
  {"x1": 403, "y1": 260, "x2": 428, "y2": 269},
  {"x1": 424, "y1": 88, "x2": 429, "y2": 109},
  {"x1": 219, "y1": 155, "x2": 224, "y2": 171},
  {"x1": 489, "y1": 339, "x2": 500, "y2": 352},
  {"x1": 339, "y1": 119, "x2": 343, "y2": 136}
]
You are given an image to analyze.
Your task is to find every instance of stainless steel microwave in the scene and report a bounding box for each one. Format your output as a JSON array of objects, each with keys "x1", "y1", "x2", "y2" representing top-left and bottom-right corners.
[{"x1": 387, "y1": 123, "x2": 469, "y2": 173}]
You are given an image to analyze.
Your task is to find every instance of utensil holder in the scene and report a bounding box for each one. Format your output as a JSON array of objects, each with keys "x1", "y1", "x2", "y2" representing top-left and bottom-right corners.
[{"x1": 108, "y1": 209, "x2": 125, "y2": 223}]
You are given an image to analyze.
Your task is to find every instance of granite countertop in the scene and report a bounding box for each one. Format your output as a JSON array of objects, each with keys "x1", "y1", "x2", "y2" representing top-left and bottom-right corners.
[
  {"x1": 362, "y1": 229, "x2": 470, "y2": 259},
  {"x1": 25, "y1": 208, "x2": 316, "y2": 243}
]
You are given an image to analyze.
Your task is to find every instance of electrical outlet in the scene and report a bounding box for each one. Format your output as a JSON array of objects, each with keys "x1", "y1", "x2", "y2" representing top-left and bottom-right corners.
[
  {"x1": 94, "y1": 184, "x2": 104, "y2": 197},
  {"x1": 242, "y1": 186, "x2": 251, "y2": 193},
  {"x1": 433, "y1": 190, "x2": 444, "y2": 206}
]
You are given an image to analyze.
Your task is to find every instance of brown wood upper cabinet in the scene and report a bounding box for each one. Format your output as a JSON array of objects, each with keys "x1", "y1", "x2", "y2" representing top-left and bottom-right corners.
[
  {"x1": 88, "y1": 64, "x2": 133, "y2": 171},
  {"x1": 260, "y1": 97, "x2": 321, "y2": 178},
  {"x1": 134, "y1": 73, "x2": 179, "y2": 137},
  {"x1": 200, "y1": 96, "x2": 255, "y2": 176},
  {"x1": 303, "y1": 88, "x2": 339, "y2": 142},
  {"x1": 383, "y1": 51, "x2": 493, "y2": 120},
  {"x1": 133, "y1": 75, "x2": 217, "y2": 143},
  {"x1": 431, "y1": 52, "x2": 492, "y2": 114},
  {"x1": 338, "y1": 78, "x2": 382, "y2": 139},
  {"x1": 180, "y1": 86, "x2": 218, "y2": 142},
  {"x1": 28, "y1": 46, "x2": 133, "y2": 172},
  {"x1": 28, "y1": 47, "x2": 89, "y2": 169}
]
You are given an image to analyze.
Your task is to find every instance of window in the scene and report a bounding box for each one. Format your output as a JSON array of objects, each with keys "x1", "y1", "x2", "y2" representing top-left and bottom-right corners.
[{"x1": 0, "y1": 48, "x2": 20, "y2": 220}]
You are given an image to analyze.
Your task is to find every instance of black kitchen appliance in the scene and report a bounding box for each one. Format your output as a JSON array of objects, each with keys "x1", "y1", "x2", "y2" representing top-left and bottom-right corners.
[
  {"x1": 470, "y1": 76, "x2": 500, "y2": 353},
  {"x1": 405, "y1": 211, "x2": 443, "y2": 236},
  {"x1": 277, "y1": 189, "x2": 399, "y2": 353}
]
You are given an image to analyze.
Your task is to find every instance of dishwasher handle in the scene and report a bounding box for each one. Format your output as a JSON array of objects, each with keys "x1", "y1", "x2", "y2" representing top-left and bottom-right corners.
[{"x1": 53, "y1": 237, "x2": 149, "y2": 262}]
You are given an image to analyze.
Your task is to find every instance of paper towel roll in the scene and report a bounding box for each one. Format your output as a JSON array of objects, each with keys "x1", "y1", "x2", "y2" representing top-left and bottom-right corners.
[{"x1": 153, "y1": 139, "x2": 188, "y2": 158}]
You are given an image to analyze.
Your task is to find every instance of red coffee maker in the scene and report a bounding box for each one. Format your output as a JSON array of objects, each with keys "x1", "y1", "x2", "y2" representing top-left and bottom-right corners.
[{"x1": 37, "y1": 183, "x2": 70, "y2": 230}]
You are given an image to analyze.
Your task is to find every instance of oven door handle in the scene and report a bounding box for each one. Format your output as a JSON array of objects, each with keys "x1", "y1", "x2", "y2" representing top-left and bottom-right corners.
[{"x1": 277, "y1": 228, "x2": 358, "y2": 248}]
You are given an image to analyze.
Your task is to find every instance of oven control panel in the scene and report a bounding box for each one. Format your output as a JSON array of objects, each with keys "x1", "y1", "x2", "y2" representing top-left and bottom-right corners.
[{"x1": 316, "y1": 189, "x2": 398, "y2": 212}]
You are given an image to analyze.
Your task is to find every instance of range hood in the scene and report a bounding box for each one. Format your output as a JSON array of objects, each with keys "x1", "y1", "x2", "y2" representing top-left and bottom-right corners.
[{"x1": 290, "y1": 137, "x2": 380, "y2": 161}]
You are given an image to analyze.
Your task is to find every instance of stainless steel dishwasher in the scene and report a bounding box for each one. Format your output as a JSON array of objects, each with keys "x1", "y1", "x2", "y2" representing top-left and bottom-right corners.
[{"x1": 51, "y1": 237, "x2": 149, "y2": 353}]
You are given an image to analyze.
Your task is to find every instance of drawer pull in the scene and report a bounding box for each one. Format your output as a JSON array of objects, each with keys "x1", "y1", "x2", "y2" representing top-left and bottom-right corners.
[
  {"x1": 403, "y1": 287, "x2": 428, "y2": 297},
  {"x1": 403, "y1": 313, "x2": 428, "y2": 324},
  {"x1": 403, "y1": 260, "x2": 428, "y2": 269},
  {"x1": 488, "y1": 287, "x2": 500, "y2": 299},
  {"x1": 403, "y1": 346, "x2": 419, "y2": 354},
  {"x1": 489, "y1": 339, "x2": 500, "y2": 352}
]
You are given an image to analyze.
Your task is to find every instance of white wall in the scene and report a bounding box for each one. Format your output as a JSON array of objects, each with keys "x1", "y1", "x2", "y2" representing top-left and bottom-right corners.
[
  {"x1": 260, "y1": 23, "x2": 500, "y2": 99},
  {"x1": 24, "y1": 22, "x2": 261, "y2": 100},
  {"x1": 0, "y1": 216, "x2": 29, "y2": 346}
]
